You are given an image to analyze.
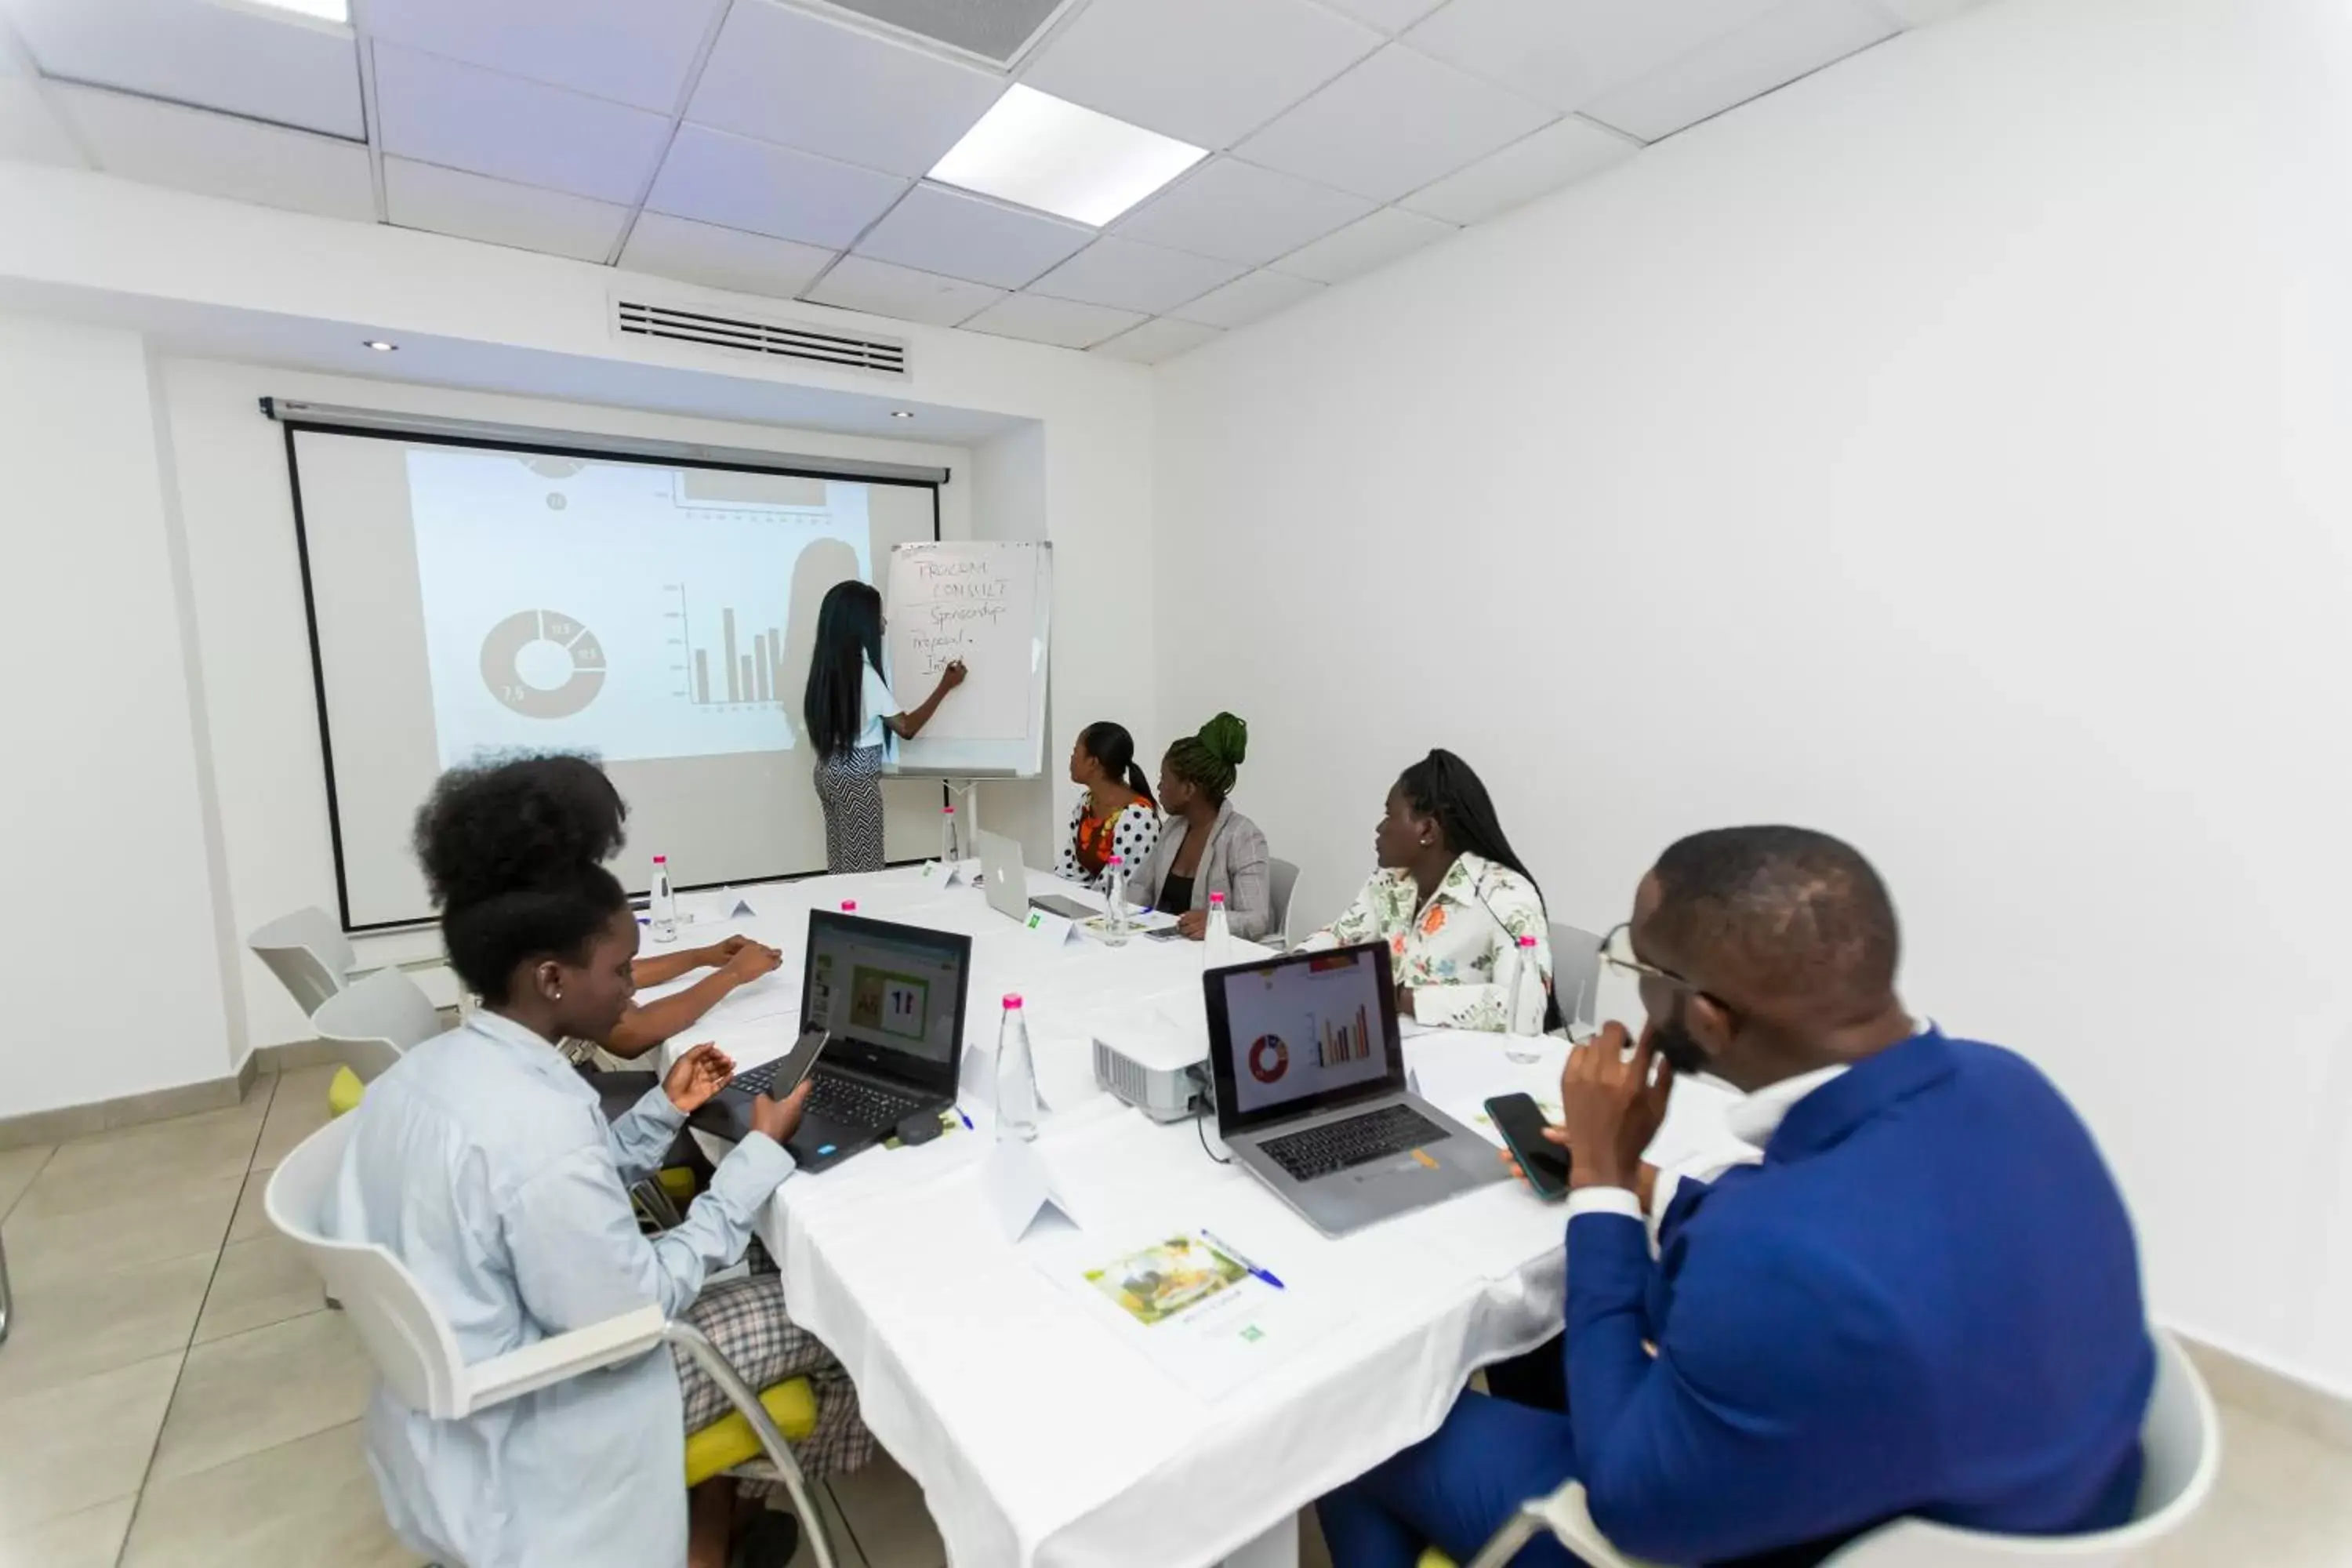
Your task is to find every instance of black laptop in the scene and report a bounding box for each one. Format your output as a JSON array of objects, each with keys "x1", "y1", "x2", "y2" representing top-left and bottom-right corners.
[{"x1": 694, "y1": 909, "x2": 971, "y2": 1172}]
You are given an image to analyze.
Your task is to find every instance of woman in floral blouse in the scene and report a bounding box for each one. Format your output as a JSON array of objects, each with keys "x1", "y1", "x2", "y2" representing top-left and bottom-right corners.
[
  {"x1": 1299, "y1": 750, "x2": 1554, "y2": 1033},
  {"x1": 1054, "y1": 720, "x2": 1162, "y2": 891}
]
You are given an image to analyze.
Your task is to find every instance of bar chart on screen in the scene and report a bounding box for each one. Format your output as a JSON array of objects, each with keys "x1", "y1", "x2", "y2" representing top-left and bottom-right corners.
[
  {"x1": 668, "y1": 583, "x2": 792, "y2": 711},
  {"x1": 1313, "y1": 1006, "x2": 1373, "y2": 1069}
]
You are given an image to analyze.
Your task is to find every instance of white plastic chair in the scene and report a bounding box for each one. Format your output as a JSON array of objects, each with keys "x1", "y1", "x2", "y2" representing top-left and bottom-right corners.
[
  {"x1": 267, "y1": 1115, "x2": 840, "y2": 1568},
  {"x1": 1461, "y1": 1328, "x2": 2220, "y2": 1568},
  {"x1": 249, "y1": 906, "x2": 363, "y2": 1016},
  {"x1": 1547, "y1": 923, "x2": 1603, "y2": 1035},
  {"x1": 313, "y1": 969, "x2": 445, "y2": 1086},
  {"x1": 1268, "y1": 858, "x2": 1302, "y2": 946}
]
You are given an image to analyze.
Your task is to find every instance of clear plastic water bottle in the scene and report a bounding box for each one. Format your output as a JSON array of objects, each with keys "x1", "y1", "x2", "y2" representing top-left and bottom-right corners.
[
  {"x1": 1203, "y1": 891, "x2": 1235, "y2": 968},
  {"x1": 940, "y1": 803, "x2": 959, "y2": 867},
  {"x1": 1100, "y1": 855, "x2": 1131, "y2": 946},
  {"x1": 1504, "y1": 933, "x2": 1543, "y2": 1062},
  {"x1": 649, "y1": 855, "x2": 678, "y2": 945},
  {"x1": 995, "y1": 993, "x2": 1040, "y2": 1142}
]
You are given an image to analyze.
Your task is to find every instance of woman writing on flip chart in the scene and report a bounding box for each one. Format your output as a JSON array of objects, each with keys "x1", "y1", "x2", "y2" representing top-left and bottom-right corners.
[
  {"x1": 801, "y1": 580, "x2": 964, "y2": 874},
  {"x1": 1298, "y1": 749, "x2": 1554, "y2": 1033},
  {"x1": 1055, "y1": 720, "x2": 1160, "y2": 891},
  {"x1": 322, "y1": 754, "x2": 872, "y2": 1568},
  {"x1": 1125, "y1": 713, "x2": 1274, "y2": 941}
]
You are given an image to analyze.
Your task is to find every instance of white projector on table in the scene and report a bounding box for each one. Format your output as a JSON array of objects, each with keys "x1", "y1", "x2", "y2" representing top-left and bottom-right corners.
[{"x1": 1093, "y1": 1011, "x2": 1211, "y2": 1123}]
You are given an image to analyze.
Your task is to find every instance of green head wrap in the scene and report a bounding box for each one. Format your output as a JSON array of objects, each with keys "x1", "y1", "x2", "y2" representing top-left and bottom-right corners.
[{"x1": 1166, "y1": 713, "x2": 1247, "y2": 800}]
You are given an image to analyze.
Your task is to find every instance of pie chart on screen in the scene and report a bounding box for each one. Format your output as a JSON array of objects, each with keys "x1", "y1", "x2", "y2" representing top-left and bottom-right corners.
[
  {"x1": 480, "y1": 608, "x2": 607, "y2": 719},
  {"x1": 1247, "y1": 1034, "x2": 1290, "y2": 1085}
]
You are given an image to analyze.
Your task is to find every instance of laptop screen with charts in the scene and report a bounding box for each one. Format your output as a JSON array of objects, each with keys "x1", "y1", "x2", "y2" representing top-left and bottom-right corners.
[
  {"x1": 1203, "y1": 943, "x2": 1406, "y2": 1136},
  {"x1": 798, "y1": 909, "x2": 968, "y2": 1101}
]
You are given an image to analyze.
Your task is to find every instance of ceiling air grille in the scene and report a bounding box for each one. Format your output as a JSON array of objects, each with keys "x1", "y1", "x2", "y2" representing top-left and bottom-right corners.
[{"x1": 614, "y1": 297, "x2": 910, "y2": 379}]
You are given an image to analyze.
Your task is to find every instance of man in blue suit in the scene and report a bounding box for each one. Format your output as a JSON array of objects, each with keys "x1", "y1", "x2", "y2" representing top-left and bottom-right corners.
[{"x1": 1319, "y1": 826, "x2": 2153, "y2": 1566}]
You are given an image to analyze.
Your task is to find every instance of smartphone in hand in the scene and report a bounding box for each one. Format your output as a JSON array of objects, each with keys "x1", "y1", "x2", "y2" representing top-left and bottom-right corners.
[{"x1": 1486, "y1": 1091, "x2": 1571, "y2": 1201}]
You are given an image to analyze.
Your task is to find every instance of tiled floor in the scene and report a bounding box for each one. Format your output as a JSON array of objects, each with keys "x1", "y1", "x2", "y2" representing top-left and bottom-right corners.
[{"x1": 0, "y1": 1068, "x2": 2347, "y2": 1567}]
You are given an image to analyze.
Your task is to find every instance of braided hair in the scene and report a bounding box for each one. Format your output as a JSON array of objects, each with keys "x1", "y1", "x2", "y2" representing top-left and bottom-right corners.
[{"x1": 1163, "y1": 712, "x2": 1248, "y2": 804}]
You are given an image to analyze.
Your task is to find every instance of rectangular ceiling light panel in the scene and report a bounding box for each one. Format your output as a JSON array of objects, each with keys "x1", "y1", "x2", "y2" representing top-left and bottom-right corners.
[{"x1": 927, "y1": 82, "x2": 1203, "y2": 227}]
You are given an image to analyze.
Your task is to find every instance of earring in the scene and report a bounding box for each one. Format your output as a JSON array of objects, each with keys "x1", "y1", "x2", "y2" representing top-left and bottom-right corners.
[{"x1": 553, "y1": 987, "x2": 564, "y2": 1000}]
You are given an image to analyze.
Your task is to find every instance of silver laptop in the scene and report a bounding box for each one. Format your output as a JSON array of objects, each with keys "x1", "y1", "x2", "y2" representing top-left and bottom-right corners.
[
  {"x1": 975, "y1": 827, "x2": 1098, "y2": 924},
  {"x1": 1203, "y1": 942, "x2": 1504, "y2": 1237}
]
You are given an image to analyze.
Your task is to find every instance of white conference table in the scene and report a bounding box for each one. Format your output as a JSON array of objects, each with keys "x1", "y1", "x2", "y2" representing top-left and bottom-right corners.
[{"x1": 653, "y1": 864, "x2": 1740, "y2": 1568}]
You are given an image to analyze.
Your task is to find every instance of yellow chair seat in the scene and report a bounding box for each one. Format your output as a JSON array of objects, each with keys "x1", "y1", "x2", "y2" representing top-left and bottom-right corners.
[
  {"x1": 657, "y1": 1166, "x2": 697, "y2": 1206},
  {"x1": 1417, "y1": 1552, "x2": 1455, "y2": 1568},
  {"x1": 684, "y1": 1377, "x2": 818, "y2": 1486},
  {"x1": 326, "y1": 1065, "x2": 366, "y2": 1118}
]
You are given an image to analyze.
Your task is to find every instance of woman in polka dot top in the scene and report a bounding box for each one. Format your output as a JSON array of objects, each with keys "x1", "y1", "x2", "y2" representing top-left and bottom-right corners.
[{"x1": 1054, "y1": 720, "x2": 1162, "y2": 891}]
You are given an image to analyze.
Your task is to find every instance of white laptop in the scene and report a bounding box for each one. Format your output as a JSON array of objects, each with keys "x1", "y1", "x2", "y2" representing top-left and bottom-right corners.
[{"x1": 974, "y1": 827, "x2": 1097, "y2": 924}]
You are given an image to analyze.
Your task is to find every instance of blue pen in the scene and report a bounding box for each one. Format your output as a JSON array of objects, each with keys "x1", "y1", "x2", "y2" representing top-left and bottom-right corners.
[
  {"x1": 956, "y1": 1107, "x2": 975, "y2": 1131},
  {"x1": 1200, "y1": 1229, "x2": 1285, "y2": 1291}
]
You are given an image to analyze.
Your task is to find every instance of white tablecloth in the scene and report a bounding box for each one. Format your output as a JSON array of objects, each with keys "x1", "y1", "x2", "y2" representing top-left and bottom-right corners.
[{"x1": 654, "y1": 866, "x2": 1743, "y2": 1568}]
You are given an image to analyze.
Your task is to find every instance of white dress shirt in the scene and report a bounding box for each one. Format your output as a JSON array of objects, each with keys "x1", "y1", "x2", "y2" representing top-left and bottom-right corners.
[
  {"x1": 1565, "y1": 1026, "x2": 1932, "y2": 1226},
  {"x1": 322, "y1": 1011, "x2": 793, "y2": 1568}
]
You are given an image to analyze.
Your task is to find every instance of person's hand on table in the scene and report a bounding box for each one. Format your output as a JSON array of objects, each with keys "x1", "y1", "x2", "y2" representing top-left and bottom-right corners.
[
  {"x1": 1396, "y1": 985, "x2": 1417, "y2": 1018},
  {"x1": 700, "y1": 935, "x2": 757, "y2": 967},
  {"x1": 1558, "y1": 1020, "x2": 1675, "y2": 1192},
  {"x1": 663, "y1": 1043, "x2": 735, "y2": 1115},
  {"x1": 749, "y1": 1080, "x2": 813, "y2": 1145},
  {"x1": 721, "y1": 940, "x2": 783, "y2": 984},
  {"x1": 1175, "y1": 909, "x2": 1209, "y2": 940}
]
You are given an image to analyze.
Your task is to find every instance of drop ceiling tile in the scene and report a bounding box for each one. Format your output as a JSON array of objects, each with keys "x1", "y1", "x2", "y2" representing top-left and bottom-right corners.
[
  {"x1": 384, "y1": 156, "x2": 630, "y2": 262},
  {"x1": 373, "y1": 42, "x2": 670, "y2": 205},
  {"x1": 1273, "y1": 207, "x2": 1454, "y2": 285},
  {"x1": 1399, "y1": 115, "x2": 1636, "y2": 223},
  {"x1": 646, "y1": 124, "x2": 910, "y2": 249},
  {"x1": 1027, "y1": 237, "x2": 1246, "y2": 314},
  {"x1": 365, "y1": 0, "x2": 725, "y2": 114},
  {"x1": 619, "y1": 212, "x2": 837, "y2": 301},
  {"x1": 1091, "y1": 317, "x2": 1222, "y2": 364},
  {"x1": 804, "y1": 256, "x2": 1004, "y2": 327},
  {"x1": 0, "y1": 78, "x2": 79, "y2": 167},
  {"x1": 1404, "y1": 0, "x2": 1784, "y2": 112},
  {"x1": 1237, "y1": 45, "x2": 1555, "y2": 204},
  {"x1": 689, "y1": 0, "x2": 1004, "y2": 178},
  {"x1": 1170, "y1": 269, "x2": 1322, "y2": 329},
  {"x1": 0, "y1": 0, "x2": 362, "y2": 137},
  {"x1": 1022, "y1": 0, "x2": 1381, "y2": 151},
  {"x1": 1314, "y1": 0, "x2": 1449, "y2": 32},
  {"x1": 1113, "y1": 157, "x2": 1374, "y2": 267},
  {"x1": 50, "y1": 83, "x2": 374, "y2": 221},
  {"x1": 1581, "y1": 0, "x2": 1897, "y2": 142},
  {"x1": 852, "y1": 183, "x2": 1093, "y2": 290},
  {"x1": 961, "y1": 293, "x2": 1145, "y2": 350}
]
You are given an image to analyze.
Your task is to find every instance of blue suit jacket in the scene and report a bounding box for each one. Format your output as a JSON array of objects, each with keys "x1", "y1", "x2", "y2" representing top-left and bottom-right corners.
[{"x1": 1566, "y1": 1030, "x2": 2152, "y2": 1565}]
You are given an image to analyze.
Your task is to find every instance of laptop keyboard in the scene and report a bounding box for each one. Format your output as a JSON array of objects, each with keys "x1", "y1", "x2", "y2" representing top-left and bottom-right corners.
[
  {"x1": 729, "y1": 1058, "x2": 793, "y2": 1097},
  {"x1": 1261, "y1": 1104, "x2": 1446, "y2": 1182},
  {"x1": 805, "y1": 1074, "x2": 927, "y2": 1131}
]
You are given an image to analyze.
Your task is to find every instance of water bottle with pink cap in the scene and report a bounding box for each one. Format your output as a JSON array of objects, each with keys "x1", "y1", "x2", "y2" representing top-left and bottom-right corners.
[{"x1": 995, "y1": 993, "x2": 1039, "y2": 1141}]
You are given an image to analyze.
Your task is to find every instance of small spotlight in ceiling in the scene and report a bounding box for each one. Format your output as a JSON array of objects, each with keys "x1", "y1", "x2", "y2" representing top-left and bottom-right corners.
[
  {"x1": 890, "y1": 410, "x2": 916, "y2": 419},
  {"x1": 363, "y1": 339, "x2": 398, "y2": 352}
]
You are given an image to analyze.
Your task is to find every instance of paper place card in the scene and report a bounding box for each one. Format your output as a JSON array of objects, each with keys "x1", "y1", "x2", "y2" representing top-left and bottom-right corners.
[
  {"x1": 920, "y1": 859, "x2": 971, "y2": 887},
  {"x1": 982, "y1": 1138, "x2": 1086, "y2": 1241},
  {"x1": 1022, "y1": 907, "x2": 1080, "y2": 946}
]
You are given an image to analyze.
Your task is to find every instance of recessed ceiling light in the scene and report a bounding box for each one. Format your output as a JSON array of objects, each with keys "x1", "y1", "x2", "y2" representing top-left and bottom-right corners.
[
  {"x1": 236, "y1": 0, "x2": 351, "y2": 22},
  {"x1": 363, "y1": 339, "x2": 397, "y2": 352},
  {"x1": 928, "y1": 85, "x2": 1204, "y2": 228},
  {"x1": 890, "y1": 410, "x2": 915, "y2": 420}
]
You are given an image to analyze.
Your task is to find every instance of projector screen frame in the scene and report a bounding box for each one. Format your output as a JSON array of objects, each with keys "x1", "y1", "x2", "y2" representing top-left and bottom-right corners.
[{"x1": 269, "y1": 403, "x2": 945, "y2": 935}]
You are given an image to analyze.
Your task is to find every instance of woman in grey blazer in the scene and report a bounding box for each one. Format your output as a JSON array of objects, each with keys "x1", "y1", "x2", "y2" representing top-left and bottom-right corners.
[{"x1": 1124, "y1": 713, "x2": 1275, "y2": 942}]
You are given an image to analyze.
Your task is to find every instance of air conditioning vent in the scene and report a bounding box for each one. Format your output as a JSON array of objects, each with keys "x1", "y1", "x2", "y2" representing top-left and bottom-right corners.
[{"x1": 613, "y1": 297, "x2": 910, "y2": 379}]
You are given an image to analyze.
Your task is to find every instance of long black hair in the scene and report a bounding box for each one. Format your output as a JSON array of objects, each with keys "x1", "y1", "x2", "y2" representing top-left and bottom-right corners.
[
  {"x1": 803, "y1": 581, "x2": 885, "y2": 760},
  {"x1": 1080, "y1": 720, "x2": 1156, "y2": 807},
  {"x1": 412, "y1": 753, "x2": 629, "y2": 1004},
  {"x1": 1399, "y1": 749, "x2": 1559, "y2": 1030}
]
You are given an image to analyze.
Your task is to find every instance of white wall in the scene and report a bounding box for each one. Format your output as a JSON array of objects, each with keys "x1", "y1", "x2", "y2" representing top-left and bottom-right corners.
[
  {"x1": 158, "y1": 358, "x2": 987, "y2": 1052},
  {"x1": 1154, "y1": 0, "x2": 2352, "y2": 1390},
  {"x1": 0, "y1": 314, "x2": 236, "y2": 1115}
]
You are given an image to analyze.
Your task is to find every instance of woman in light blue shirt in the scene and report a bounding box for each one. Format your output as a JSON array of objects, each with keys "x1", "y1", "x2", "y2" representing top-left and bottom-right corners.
[
  {"x1": 323, "y1": 755, "x2": 871, "y2": 1568},
  {"x1": 800, "y1": 581, "x2": 964, "y2": 873}
]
